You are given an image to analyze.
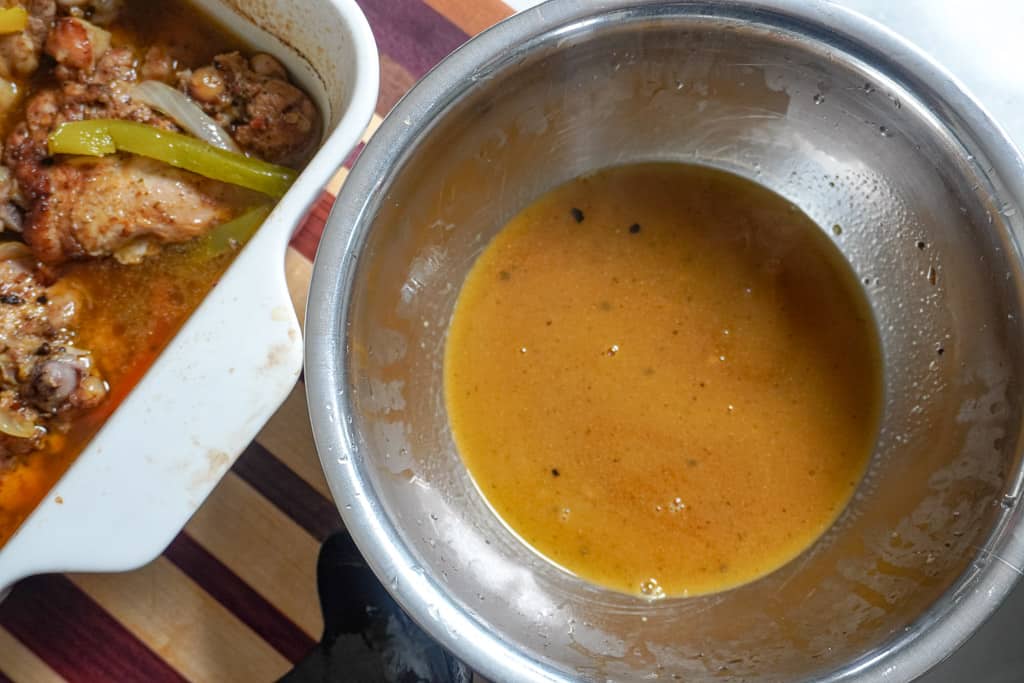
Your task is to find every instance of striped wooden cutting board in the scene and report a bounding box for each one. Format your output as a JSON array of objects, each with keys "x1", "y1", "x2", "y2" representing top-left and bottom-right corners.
[{"x1": 0, "y1": 0, "x2": 514, "y2": 679}]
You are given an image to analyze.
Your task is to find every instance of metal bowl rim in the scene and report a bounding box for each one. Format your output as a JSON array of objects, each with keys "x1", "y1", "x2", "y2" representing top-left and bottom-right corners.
[{"x1": 305, "y1": 2, "x2": 1024, "y2": 681}]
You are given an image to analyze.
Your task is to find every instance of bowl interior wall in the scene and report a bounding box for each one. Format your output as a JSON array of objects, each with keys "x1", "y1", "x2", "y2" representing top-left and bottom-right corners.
[{"x1": 343, "y1": 11, "x2": 1024, "y2": 681}]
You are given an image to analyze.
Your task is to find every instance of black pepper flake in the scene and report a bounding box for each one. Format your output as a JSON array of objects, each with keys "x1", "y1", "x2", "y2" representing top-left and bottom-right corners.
[
  {"x1": 917, "y1": 240, "x2": 926, "y2": 250},
  {"x1": 36, "y1": 295, "x2": 48, "y2": 304},
  {"x1": 551, "y1": 468, "x2": 560, "y2": 477},
  {"x1": 629, "y1": 223, "x2": 641, "y2": 234},
  {"x1": 937, "y1": 346, "x2": 945, "y2": 356},
  {"x1": 35, "y1": 342, "x2": 51, "y2": 356},
  {"x1": 570, "y1": 208, "x2": 584, "y2": 223},
  {"x1": 0, "y1": 294, "x2": 24, "y2": 305}
]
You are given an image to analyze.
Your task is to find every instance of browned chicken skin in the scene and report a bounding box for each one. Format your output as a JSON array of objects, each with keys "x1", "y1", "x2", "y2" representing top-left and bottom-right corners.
[
  {"x1": 182, "y1": 52, "x2": 319, "y2": 168},
  {"x1": 0, "y1": 0, "x2": 323, "y2": 259},
  {"x1": 0, "y1": 251, "x2": 106, "y2": 462},
  {"x1": 0, "y1": 0, "x2": 56, "y2": 80},
  {"x1": 0, "y1": 0, "x2": 318, "y2": 460},
  {"x1": 45, "y1": 16, "x2": 110, "y2": 72},
  {"x1": 22, "y1": 156, "x2": 251, "y2": 263},
  {"x1": 5, "y1": 31, "x2": 295, "y2": 263},
  {"x1": 4, "y1": 44, "x2": 203, "y2": 263}
]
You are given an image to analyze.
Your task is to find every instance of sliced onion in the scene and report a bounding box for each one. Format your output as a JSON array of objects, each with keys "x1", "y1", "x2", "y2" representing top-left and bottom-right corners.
[
  {"x1": 0, "y1": 407, "x2": 37, "y2": 439},
  {"x1": 131, "y1": 80, "x2": 240, "y2": 154}
]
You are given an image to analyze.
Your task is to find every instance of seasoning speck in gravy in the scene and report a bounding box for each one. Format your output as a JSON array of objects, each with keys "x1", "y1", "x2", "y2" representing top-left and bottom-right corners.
[{"x1": 444, "y1": 163, "x2": 883, "y2": 597}]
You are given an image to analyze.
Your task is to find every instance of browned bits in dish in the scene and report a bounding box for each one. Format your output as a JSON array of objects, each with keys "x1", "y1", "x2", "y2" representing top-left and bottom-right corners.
[{"x1": 0, "y1": 0, "x2": 321, "y2": 546}]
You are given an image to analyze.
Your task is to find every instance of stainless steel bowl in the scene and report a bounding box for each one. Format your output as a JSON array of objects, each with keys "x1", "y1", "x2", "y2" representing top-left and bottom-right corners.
[{"x1": 305, "y1": 1, "x2": 1024, "y2": 680}]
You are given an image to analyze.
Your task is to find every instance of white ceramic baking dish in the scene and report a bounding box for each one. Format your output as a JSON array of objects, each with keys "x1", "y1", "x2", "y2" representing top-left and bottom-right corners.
[{"x1": 0, "y1": 0, "x2": 379, "y2": 591}]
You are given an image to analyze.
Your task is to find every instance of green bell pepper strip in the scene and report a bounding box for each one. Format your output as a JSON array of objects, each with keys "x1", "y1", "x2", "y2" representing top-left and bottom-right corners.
[
  {"x1": 48, "y1": 120, "x2": 298, "y2": 199},
  {"x1": 0, "y1": 8, "x2": 28, "y2": 34},
  {"x1": 198, "y1": 205, "x2": 273, "y2": 258}
]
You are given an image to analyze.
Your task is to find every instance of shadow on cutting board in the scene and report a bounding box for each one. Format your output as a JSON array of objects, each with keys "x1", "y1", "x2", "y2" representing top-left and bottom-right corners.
[
  {"x1": 279, "y1": 527, "x2": 1024, "y2": 681},
  {"x1": 279, "y1": 531, "x2": 471, "y2": 683}
]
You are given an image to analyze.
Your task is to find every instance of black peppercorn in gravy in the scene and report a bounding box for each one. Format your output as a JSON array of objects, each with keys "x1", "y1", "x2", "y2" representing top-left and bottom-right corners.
[
  {"x1": 444, "y1": 163, "x2": 883, "y2": 598},
  {"x1": 0, "y1": 0, "x2": 320, "y2": 545}
]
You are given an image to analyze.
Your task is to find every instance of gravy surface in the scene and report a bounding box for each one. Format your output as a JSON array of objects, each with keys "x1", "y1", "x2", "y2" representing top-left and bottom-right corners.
[{"x1": 444, "y1": 163, "x2": 882, "y2": 597}]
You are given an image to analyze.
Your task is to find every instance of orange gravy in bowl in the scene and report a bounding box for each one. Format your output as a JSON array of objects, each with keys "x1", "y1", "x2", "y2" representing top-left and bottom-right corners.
[{"x1": 444, "y1": 163, "x2": 883, "y2": 598}]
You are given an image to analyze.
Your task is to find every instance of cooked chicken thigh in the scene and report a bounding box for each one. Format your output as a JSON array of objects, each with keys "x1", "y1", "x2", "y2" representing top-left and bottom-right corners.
[
  {"x1": 0, "y1": 0, "x2": 56, "y2": 80},
  {"x1": 182, "y1": 51, "x2": 319, "y2": 167},
  {"x1": 5, "y1": 32, "x2": 258, "y2": 263}
]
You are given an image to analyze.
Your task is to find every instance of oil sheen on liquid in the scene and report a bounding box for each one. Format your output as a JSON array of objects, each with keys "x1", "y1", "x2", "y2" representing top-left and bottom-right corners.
[{"x1": 444, "y1": 163, "x2": 883, "y2": 598}]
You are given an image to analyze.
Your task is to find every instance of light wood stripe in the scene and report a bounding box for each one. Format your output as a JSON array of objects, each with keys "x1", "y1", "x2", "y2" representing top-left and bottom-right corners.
[
  {"x1": 285, "y1": 246, "x2": 314, "y2": 330},
  {"x1": 0, "y1": 627, "x2": 65, "y2": 683},
  {"x1": 325, "y1": 166, "x2": 349, "y2": 198},
  {"x1": 362, "y1": 112, "x2": 384, "y2": 146},
  {"x1": 425, "y1": 0, "x2": 513, "y2": 35},
  {"x1": 71, "y1": 560, "x2": 290, "y2": 682},
  {"x1": 184, "y1": 473, "x2": 323, "y2": 639},
  {"x1": 256, "y1": 381, "x2": 332, "y2": 500}
]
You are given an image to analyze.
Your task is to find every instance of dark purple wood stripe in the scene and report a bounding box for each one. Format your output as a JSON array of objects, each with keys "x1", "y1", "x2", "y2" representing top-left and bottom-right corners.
[
  {"x1": 356, "y1": 0, "x2": 469, "y2": 78},
  {"x1": 0, "y1": 575, "x2": 187, "y2": 683},
  {"x1": 164, "y1": 532, "x2": 318, "y2": 663},
  {"x1": 0, "y1": 668, "x2": 13, "y2": 683},
  {"x1": 342, "y1": 141, "x2": 366, "y2": 169},
  {"x1": 231, "y1": 442, "x2": 342, "y2": 543}
]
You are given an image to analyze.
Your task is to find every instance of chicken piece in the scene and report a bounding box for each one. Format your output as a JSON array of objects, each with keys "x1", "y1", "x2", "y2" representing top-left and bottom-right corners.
[
  {"x1": 5, "y1": 36, "x2": 299, "y2": 263},
  {"x1": 140, "y1": 45, "x2": 175, "y2": 84},
  {"x1": 182, "y1": 51, "x2": 319, "y2": 167},
  {"x1": 22, "y1": 155, "x2": 245, "y2": 263},
  {"x1": 0, "y1": 161, "x2": 21, "y2": 233},
  {"x1": 45, "y1": 16, "x2": 110, "y2": 73},
  {"x1": 4, "y1": 43, "x2": 256, "y2": 263},
  {"x1": 0, "y1": 0, "x2": 55, "y2": 79},
  {"x1": 0, "y1": 251, "x2": 106, "y2": 462},
  {"x1": 6, "y1": 46, "x2": 169, "y2": 164}
]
